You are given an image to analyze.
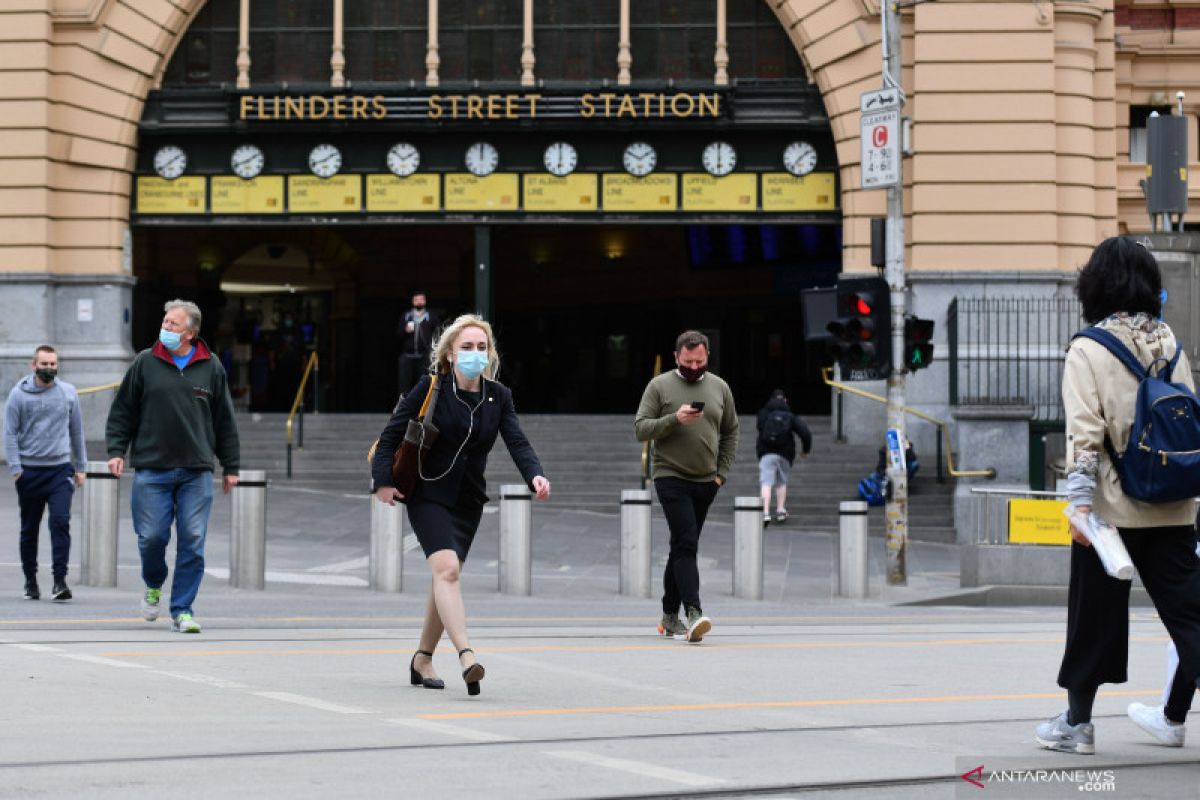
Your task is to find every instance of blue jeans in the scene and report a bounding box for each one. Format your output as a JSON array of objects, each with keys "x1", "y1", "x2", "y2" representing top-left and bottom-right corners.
[{"x1": 131, "y1": 468, "x2": 213, "y2": 617}]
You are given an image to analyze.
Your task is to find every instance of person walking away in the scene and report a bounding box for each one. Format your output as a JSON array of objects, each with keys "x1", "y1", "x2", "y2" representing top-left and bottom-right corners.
[
  {"x1": 755, "y1": 389, "x2": 811, "y2": 526},
  {"x1": 635, "y1": 330, "x2": 739, "y2": 643},
  {"x1": 398, "y1": 290, "x2": 437, "y2": 398},
  {"x1": 4, "y1": 345, "x2": 86, "y2": 601},
  {"x1": 106, "y1": 299, "x2": 240, "y2": 634}
]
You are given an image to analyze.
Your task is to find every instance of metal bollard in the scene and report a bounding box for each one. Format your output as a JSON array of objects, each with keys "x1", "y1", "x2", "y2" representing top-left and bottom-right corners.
[
  {"x1": 838, "y1": 500, "x2": 869, "y2": 599},
  {"x1": 229, "y1": 470, "x2": 267, "y2": 590},
  {"x1": 733, "y1": 496, "x2": 764, "y2": 600},
  {"x1": 369, "y1": 497, "x2": 404, "y2": 592},
  {"x1": 619, "y1": 489, "x2": 652, "y2": 597},
  {"x1": 80, "y1": 460, "x2": 120, "y2": 587},
  {"x1": 499, "y1": 484, "x2": 532, "y2": 595}
]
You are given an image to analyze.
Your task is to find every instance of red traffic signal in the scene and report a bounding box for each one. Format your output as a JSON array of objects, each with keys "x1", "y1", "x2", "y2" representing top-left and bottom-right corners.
[{"x1": 826, "y1": 277, "x2": 891, "y2": 381}]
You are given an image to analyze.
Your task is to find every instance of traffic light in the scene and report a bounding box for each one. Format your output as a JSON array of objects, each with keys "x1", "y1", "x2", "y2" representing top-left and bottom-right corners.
[
  {"x1": 904, "y1": 317, "x2": 935, "y2": 371},
  {"x1": 826, "y1": 276, "x2": 891, "y2": 380}
]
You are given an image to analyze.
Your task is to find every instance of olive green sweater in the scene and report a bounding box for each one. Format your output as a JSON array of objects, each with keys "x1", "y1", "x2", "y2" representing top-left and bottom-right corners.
[{"x1": 634, "y1": 370, "x2": 739, "y2": 482}]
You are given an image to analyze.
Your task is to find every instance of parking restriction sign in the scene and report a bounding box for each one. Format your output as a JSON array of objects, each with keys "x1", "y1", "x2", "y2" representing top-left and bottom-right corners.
[{"x1": 861, "y1": 107, "x2": 901, "y2": 190}]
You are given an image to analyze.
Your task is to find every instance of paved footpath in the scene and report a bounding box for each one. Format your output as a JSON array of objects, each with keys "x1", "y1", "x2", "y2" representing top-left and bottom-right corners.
[{"x1": 1, "y1": 480, "x2": 1197, "y2": 798}]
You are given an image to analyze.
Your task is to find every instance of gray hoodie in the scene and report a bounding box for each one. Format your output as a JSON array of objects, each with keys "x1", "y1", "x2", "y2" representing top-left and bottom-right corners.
[{"x1": 4, "y1": 375, "x2": 87, "y2": 475}]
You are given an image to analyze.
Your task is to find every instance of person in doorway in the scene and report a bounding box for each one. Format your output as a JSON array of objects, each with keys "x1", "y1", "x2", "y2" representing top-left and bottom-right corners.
[
  {"x1": 398, "y1": 290, "x2": 437, "y2": 398},
  {"x1": 372, "y1": 314, "x2": 550, "y2": 696},
  {"x1": 106, "y1": 299, "x2": 240, "y2": 634},
  {"x1": 1036, "y1": 236, "x2": 1200, "y2": 754},
  {"x1": 755, "y1": 389, "x2": 812, "y2": 526},
  {"x1": 635, "y1": 330, "x2": 739, "y2": 643},
  {"x1": 4, "y1": 345, "x2": 87, "y2": 601}
]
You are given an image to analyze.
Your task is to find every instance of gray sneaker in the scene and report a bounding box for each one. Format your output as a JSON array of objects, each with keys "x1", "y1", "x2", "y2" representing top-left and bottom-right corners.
[
  {"x1": 140, "y1": 587, "x2": 162, "y2": 622},
  {"x1": 685, "y1": 606, "x2": 711, "y2": 643},
  {"x1": 1035, "y1": 711, "x2": 1095, "y2": 754},
  {"x1": 172, "y1": 613, "x2": 201, "y2": 634},
  {"x1": 658, "y1": 613, "x2": 687, "y2": 639}
]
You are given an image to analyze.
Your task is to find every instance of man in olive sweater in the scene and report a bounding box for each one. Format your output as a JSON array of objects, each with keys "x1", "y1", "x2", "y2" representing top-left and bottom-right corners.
[
  {"x1": 106, "y1": 299, "x2": 240, "y2": 634},
  {"x1": 635, "y1": 330, "x2": 739, "y2": 642}
]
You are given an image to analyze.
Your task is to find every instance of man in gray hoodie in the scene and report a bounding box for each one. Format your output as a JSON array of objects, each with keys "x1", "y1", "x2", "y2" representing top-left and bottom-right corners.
[{"x1": 4, "y1": 345, "x2": 87, "y2": 601}]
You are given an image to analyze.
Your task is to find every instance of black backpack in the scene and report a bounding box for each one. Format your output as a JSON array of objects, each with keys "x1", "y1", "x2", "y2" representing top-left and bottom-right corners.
[{"x1": 762, "y1": 410, "x2": 792, "y2": 447}]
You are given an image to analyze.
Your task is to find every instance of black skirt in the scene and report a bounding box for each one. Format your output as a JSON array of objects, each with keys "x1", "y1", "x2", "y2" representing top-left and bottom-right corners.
[{"x1": 406, "y1": 497, "x2": 485, "y2": 561}]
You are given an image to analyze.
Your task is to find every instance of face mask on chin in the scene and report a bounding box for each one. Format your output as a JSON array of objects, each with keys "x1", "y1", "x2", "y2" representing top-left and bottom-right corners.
[{"x1": 677, "y1": 364, "x2": 706, "y2": 383}]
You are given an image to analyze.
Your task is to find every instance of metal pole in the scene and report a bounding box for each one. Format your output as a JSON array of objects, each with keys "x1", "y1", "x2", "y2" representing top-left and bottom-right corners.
[
  {"x1": 499, "y1": 483, "x2": 531, "y2": 595},
  {"x1": 298, "y1": 404, "x2": 304, "y2": 449},
  {"x1": 475, "y1": 225, "x2": 492, "y2": 320},
  {"x1": 838, "y1": 500, "x2": 869, "y2": 598},
  {"x1": 229, "y1": 469, "x2": 267, "y2": 590},
  {"x1": 619, "y1": 489, "x2": 652, "y2": 597},
  {"x1": 369, "y1": 498, "x2": 404, "y2": 592},
  {"x1": 80, "y1": 460, "x2": 119, "y2": 587},
  {"x1": 732, "y1": 496, "x2": 764, "y2": 600}
]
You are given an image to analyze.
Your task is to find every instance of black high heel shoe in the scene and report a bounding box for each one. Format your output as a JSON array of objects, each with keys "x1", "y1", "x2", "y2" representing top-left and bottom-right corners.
[
  {"x1": 459, "y1": 647, "x2": 485, "y2": 696},
  {"x1": 409, "y1": 650, "x2": 445, "y2": 690}
]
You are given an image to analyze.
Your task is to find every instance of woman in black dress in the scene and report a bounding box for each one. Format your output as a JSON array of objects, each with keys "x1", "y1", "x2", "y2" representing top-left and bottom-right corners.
[{"x1": 372, "y1": 314, "x2": 550, "y2": 696}]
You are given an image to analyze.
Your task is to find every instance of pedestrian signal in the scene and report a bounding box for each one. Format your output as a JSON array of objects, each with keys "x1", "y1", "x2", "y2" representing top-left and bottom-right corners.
[
  {"x1": 904, "y1": 317, "x2": 935, "y2": 371},
  {"x1": 827, "y1": 276, "x2": 891, "y2": 381}
]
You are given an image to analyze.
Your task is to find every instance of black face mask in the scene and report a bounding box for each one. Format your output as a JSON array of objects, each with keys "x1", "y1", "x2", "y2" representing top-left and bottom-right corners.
[
  {"x1": 36, "y1": 368, "x2": 57, "y2": 383},
  {"x1": 677, "y1": 364, "x2": 706, "y2": 383},
  {"x1": 413, "y1": 305, "x2": 426, "y2": 312}
]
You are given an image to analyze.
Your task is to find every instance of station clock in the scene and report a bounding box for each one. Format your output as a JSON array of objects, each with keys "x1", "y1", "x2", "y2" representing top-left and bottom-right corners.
[
  {"x1": 543, "y1": 142, "x2": 578, "y2": 177},
  {"x1": 702, "y1": 141, "x2": 737, "y2": 177},
  {"x1": 387, "y1": 142, "x2": 420, "y2": 177},
  {"x1": 231, "y1": 144, "x2": 265, "y2": 180},
  {"x1": 308, "y1": 143, "x2": 343, "y2": 178},
  {"x1": 622, "y1": 142, "x2": 657, "y2": 178},
  {"x1": 152, "y1": 145, "x2": 187, "y2": 180},
  {"x1": 783, "y1": 141, "x2": 818, "y2": 177},
  {"x1": 465, "y1": 142, "x2": 499, "y2": 177}
]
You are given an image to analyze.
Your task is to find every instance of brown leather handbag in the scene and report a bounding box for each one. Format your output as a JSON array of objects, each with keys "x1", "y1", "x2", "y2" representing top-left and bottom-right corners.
[{"x1": 389, "y1": 373, "x2": 441, "y2": 502}]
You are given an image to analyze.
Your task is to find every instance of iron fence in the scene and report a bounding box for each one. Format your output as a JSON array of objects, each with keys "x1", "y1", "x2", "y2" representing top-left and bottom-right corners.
[{"x1": 948, "y1": 296, "x2": 1082, "y2": 423}]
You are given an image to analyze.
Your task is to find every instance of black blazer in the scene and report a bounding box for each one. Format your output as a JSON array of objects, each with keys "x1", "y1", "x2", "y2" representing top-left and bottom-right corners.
[{"x1": 371, "y1": 373, "x2": 543, "y2": 507}]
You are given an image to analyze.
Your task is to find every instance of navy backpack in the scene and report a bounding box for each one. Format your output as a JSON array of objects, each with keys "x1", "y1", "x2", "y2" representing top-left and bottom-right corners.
[{"x1": 1072, "y1": 327, "x2": 1200, "y2": 503}]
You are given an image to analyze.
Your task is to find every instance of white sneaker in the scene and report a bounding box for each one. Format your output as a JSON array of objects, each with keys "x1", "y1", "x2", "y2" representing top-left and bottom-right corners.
[
  {"x1": 140, "y1": 587, "x2": 162, "y2": 622},
  {"x1": 1127, "y1": 702, "x2": 1185, "y2": 747},
  {"x1": 172, "y1": 613, "x2": 201, "y2": 634}
]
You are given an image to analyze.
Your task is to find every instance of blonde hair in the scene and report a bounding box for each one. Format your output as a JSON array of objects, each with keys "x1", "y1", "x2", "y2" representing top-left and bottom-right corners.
[{"x1": 430, "y1": 314, "x2": 501, "y2": 380}]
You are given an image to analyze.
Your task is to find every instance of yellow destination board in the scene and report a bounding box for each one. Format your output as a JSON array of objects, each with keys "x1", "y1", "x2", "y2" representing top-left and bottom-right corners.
[
  {"x1": 681, "y1": 174, "x2": 757, "y2": 212},
  {"x1": 366, "y1": 174, "x2": 441, "y2": 212},
  {"x1": 136, "y1": 177, "x2": 206, "y2": 215},
  {"x1": 288, "y1": 175, "x2": 362, "y2": 213},
  {"x1": 601, "y1": 174, "x2": 677, "y2": 212},
  {"x1": 1008, "y1": 498, "x2": 1071, "y2": 545},
  {"x1": 761, "y1": 172, "x2": 838, "y2": 212},
  {"x1": 523, "y1": 174, "x2": 598, "y2": 212},
  {"x1": 211, "y1": 176, "x2": 285, "y2": 214},
  {"x1": 443, "y1": 174, "x2": 519, "y2": 211}
]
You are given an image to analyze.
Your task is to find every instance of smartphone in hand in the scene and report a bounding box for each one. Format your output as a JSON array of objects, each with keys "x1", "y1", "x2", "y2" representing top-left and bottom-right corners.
[{"x1": 690, "y1": 401, "x2": 705, "y2": 411}]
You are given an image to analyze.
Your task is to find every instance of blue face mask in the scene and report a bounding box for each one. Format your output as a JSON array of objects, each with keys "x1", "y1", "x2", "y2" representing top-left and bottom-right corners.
[
  {"x1": 455, "y1": 350, "x2": 488, "y2": 379},
  {"x1": 159, "y1": 328, "x2": 182, "y2": 350}
]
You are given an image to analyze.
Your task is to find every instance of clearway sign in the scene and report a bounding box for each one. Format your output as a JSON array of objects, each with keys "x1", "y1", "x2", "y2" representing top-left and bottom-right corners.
[{"x1": 861, "y1": 89, "x2": 902, "y2": 189}]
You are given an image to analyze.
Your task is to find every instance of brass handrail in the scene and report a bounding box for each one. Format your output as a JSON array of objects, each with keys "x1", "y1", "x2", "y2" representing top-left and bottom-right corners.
[
  {"x1": 77, "y1": 382, "x2": 120, "y2": 395},
  {"x1": 285, "y1": 351, "x2": 319, "y2": 478},
  {"x1": 640, "y1": 354, "x2": 663, "y2": 489},
  {"x1": 821, "y1": 367, "x2": 996, "y2": 479}
]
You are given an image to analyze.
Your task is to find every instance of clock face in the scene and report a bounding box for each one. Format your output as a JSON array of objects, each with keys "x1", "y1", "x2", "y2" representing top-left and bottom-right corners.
[
  {"x1": 231, "y1": 144, "x2": 264, "y2": 180},
  {"x1": 622, "y1": 142, "x2": 656, "y2": 177},
  {"x1": 387, "y1": 142, "x2": 420, "y2": 177},
  {"x1": 783, "y1": 141, "x2": 818, "y2": 177},
  {"x1": 465, "y1": 142, "x2": 499, "y2": 177},
  {"x1": 543, "y1": 142, "x2": 578, "y2": 177},
  {"x1": 308, "y1": 143, "x2": 342, "y2": 178},
  {"x1": 153, "y1": 145, "x2": 187, "y2": 180},
  {"x1": 702, "y1": 141, "x2": 737, "y2": 177}
]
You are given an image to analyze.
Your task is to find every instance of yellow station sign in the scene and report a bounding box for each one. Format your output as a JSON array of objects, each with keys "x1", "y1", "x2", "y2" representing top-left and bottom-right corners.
[
  {"x1": 681, "y1": 174, "x2": 758, "y2": 212},
  {"x1": 136, "y1": 177, "x2": 206, "y2": 214},
  {"x1": 288, "y1": 175, "x2": 362, "y2": 213},
  {"x1": 366, "y1": 174, "x2": 441, "y2": 212},
  {"x1": 761, "y1": 173, "x2": 837, "y2": 212},
  {"x1": 211, "y1": 176, "x2": 285, "y2": 214},
  {"x1": 522, "y1": 174, "x2": 598, "y2": 212},
  {"x1": 602, "y1": 174, "x2": 678, "y2": 212},
  {"x1": 443, "y1": 174, "x2": 519, "y2": 211},
  {"x1": 1008, "y1": 498, "x2": 1071, "y2": 545}
]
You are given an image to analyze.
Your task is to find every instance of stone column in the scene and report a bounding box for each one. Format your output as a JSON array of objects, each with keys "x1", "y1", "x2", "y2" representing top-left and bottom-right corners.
[
  {"x1": 951, "y1": 404, "x2": 1034, "y2": 546},
  {"x1": 714, "y1": 0, "x2": 729, "y2": 86},
  {"x1": 330, "y1": 0, "x2": 346, "y2": 87},
  {"x1": 236, "y1": 0, "x2": 250, "y2": 89},
  {"x1": 426, "y1": 0, "x2": 440, "y2": 87},
  {"x1": 617, "y1": 0, "x2": 631, "y2": 85},
  {"x1": 521, "y1": 0, "x2": 535, "y2": 86}
]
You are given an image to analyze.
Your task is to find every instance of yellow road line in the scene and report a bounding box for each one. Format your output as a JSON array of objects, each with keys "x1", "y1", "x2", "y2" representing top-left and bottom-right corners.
[{"x1": 417, "y1": 689, "x2": 1162, "y2": 721}]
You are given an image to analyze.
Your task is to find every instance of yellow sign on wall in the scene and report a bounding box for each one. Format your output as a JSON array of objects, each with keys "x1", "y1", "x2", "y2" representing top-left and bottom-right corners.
[
  {"x1": 366, "y1": 174, "x2": 441, "y2": 212},
  {"x1": 288, "y1": 175, "x2": 362, "y2": 213},
  {"x1": 601, "y1": 174, "x2": 677, "y2": 212},
  {"x1": 1008, "y1": 498, "x2": 1071, "y2": 545},
  {"x1": 523, "y1": 174, "x2": 598, "y2": 212},
  {"x1": 211, "y1": 176, "x2": 285, "y2": 214},
  {"x1": 136, "y1": 177, "x2": 206, "y2": 214},
  {"x1": 761, "y1": 172, "x2": 838, "y2": 212},
  {"x1": 681, "y1": 174, "x2": 757, "y2": 211},
  {"x1": 444, "y1": 174, "x2": 519, "y2": 211}
]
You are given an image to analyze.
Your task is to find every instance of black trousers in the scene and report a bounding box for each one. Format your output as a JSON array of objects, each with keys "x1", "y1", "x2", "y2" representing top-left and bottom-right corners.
[
  {"x1": 398, "y1": 353, "x2": 428, "y2": 398},
  {"x1": 16, "y1": 464, "x2": 75, "y2": 579},
  {"x1": 655, "y1": 476, "x2": 720, "y2": 615},
  {"x1": 1058, "y1": 524, "x2": 1200, "y2": 699}
]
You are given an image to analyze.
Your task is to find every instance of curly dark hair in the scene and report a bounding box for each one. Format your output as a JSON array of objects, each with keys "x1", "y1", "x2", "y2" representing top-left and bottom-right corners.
[{"x1": 1075, "y1": 236, "x2": 1162, "y2": 324}]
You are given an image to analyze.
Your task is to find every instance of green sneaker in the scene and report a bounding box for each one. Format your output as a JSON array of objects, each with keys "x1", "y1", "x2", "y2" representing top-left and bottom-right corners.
[
  {"x1": 658, "y1": 613, "x2": 687, "y2": 639},
  {"x1": 141, "y1": 587, "x2": 162, "y2": 621},
  {"x1": 685, "y1": 606, "x2": 711, "y2": 643},
  {"x1": 172, "y1": 613, "x2": 201, "y2": 634}
]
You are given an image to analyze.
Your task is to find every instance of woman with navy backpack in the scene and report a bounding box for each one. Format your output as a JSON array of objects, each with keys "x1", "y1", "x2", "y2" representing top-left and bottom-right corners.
[{"x1": 1036, "y1": 236, "x2": 1200, "y2": 754}]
